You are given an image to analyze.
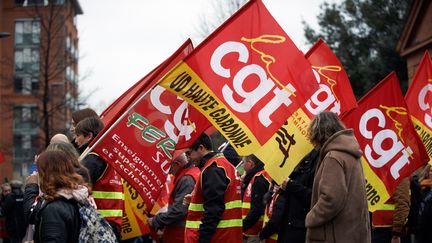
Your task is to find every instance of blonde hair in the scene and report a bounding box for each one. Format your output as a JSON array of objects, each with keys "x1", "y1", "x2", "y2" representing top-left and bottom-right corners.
[{"x1": 308, "y1": 111, "x2": 346, "y2": 147}]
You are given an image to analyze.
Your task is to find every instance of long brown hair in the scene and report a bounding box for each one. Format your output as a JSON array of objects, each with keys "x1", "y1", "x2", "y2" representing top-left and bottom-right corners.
[
  {"x1": 37, "y1": 150, "x2": 86, "y2": 201},
  {"x1": 307, "y1": 111, "x2": 346, "y2": 147}
]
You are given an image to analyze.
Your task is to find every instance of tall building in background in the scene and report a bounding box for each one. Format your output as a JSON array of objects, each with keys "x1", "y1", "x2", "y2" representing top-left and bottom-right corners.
[{"x1": 0, "y1": 0, "x2": 83, "y2": 182}]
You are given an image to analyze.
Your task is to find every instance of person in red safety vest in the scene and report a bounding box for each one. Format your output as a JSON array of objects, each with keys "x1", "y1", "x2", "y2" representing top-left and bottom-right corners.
[
  {"x1": 372, "y1": 177, "x2": 410, "y2": 243},
  {"x1": 75, "y1": 116, "x2": 124, "y2": 242},
  {"x1": 260, "y1": 182, "x2": 284, "y2": 243},
  {"x1": 148, "y1": 151, "x2": 200, "y2": 243},
  {"x1": 241, "y1": 155, "x2": 271, "y2": 242},
  {"x1": 184, "y1": 133, "x2": 242, "y2": 243}
]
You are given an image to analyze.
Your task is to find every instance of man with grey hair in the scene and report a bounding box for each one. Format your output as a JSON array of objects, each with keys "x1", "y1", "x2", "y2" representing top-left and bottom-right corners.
[{"x1": 148, "y1": 151, "x2": 200, "y2": 243}]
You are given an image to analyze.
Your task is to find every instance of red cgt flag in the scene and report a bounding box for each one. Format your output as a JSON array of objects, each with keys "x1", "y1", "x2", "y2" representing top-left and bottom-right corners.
[
  {"x1": 88, "y1": 41, "x2": 209, "y2": 211},
  {"x1": 304, "y1": 38, "x2": 357, "y2": 116},
  {"x1": 159, "y1": 0, "x2": 318, "y2": 155},
  {"x1": 405, "y1": 51, "x2": 432, "y2": 164},
  {"x1": 342, "y1": 72, "x2": 428, "y2": 211}
]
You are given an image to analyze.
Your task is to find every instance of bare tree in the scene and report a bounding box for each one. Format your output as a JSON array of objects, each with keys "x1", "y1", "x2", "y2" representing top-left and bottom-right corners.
[
  {"x1": 0, "y1": 0, "x2": 82, "y2": 168},
  {"x1": 192, "y1": 0, "x2": 247, "y2": 44}
]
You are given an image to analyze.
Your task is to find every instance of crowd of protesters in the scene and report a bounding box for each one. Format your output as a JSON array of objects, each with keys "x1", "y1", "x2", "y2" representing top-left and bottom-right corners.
[{"x1": 0, "y1": 110, "x2": 431, "y2": 243}]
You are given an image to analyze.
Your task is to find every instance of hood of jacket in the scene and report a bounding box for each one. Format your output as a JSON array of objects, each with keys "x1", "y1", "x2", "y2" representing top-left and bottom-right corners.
[
  {"x1": 320, "y1": 129, "x2": 362, "y2": 161},
  {"x1": 57, "y1": 185, "x2": 89, "y2": 204}
]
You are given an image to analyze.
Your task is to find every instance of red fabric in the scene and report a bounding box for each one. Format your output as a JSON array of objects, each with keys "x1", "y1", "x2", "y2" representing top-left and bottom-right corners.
[
  {"x1": 304, "y1": 38, "x2": 357, "y2": 117},
  {"x1": 185, "y1": 155, "x2": 242, "y2": 243},
  {"x1": 405, "y1": 51, "x2": 432, "y2": 130},
  {"x1": 242, "y1": 170, "x2": 271, "y2": 236},
  {"x1": 342, "y1": 72, "x2": 429, "y2": 195},
  {"x1": 0, "y1": 151, "x2": 4, "y2": 164}
]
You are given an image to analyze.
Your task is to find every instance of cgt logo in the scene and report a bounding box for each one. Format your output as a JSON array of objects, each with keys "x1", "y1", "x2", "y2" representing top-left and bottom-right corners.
[
  {"x1": 305, "y1": 66, "x2": 342, "y2": 115},
  {"x1": 359, "y1": 106, "x2": 413, "y2": 180},
  {"x1": 417, "y1": 80, "x2": 432, "y2": 129},
  {"x1": 210, "y1": 35, "x2": 297, "y2": 128},
  {"x1": 150, "y1": 86, "x2": 195, "y2": 144}
]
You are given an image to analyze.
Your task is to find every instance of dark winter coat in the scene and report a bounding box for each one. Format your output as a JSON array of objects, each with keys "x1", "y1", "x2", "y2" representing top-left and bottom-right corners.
[
  {"x1": 305, "y1": 129, "x2": 371, "y2": 243},
  {"x1": 2, "y1": 187, "x2": 26, "y2": 240},
  {"x1": 34, "y1": 197, "x2": 81, "y2": 243},
  {"x1": 277, "y1": 148, "x2": 319, "y2": 243}
]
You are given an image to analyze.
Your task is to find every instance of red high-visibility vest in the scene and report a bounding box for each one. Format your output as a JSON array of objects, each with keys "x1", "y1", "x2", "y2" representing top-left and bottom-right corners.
[
  {"x1": 263, "y1": 191, "x2": 280, "y2": 243},
  {"x1": 185, "y1": 154, "x2": 242, "y2": 243},
  {"x1": 90, "y1": 152, "x2": 124, "y2": 227},
  {"x1": 242, "y1": 170, "x2": 271, "y2": 236},
  {"x1": 163, "y1": 166, "x2": 200, "y2": 243}
]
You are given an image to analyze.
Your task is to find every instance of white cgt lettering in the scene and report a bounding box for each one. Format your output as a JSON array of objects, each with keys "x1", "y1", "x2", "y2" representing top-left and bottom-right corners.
[
  {"x1": 359, "y1": 108, "x2": 412, "y2": 179},
  {"x1": 305, "y1": 70, "x2": 340, "y2": 115},
  {"x1": 211, "y1": 41, "x2": 296, "y2": 127},
  {"x1": 150, "y1": 86, "x2": 195, "y2": 143},
  {"x1": 418, "y1": 84, "x2": 432, "y2": 129}
]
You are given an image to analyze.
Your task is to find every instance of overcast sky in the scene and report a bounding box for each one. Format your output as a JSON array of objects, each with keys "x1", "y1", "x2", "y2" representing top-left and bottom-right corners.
[{"x1": 78, "y1": 0, "x2": 339, "y2": 113}]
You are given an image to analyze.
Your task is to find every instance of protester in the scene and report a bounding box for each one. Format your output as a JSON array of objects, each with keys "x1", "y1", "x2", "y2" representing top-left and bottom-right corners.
[
  {"x1": 50, "y1": 133, "x2": 70, "y2": 144},
  {"x1": 46, "y1": 141, "x2": 91, "y2": 184},
  {"x1": 259, "y1": 183, "x2": 284, "y2": 243},
  {"x1": 32, "y1": 150, "x2": 89, "y2": 242},
  {"x1": 241, "y1": 155, "x2": 271, "y2": 242},
  {"x1": 0, "y1": 183, "x2": 11, "y2": 243},
  {"x1": 1, "y1": 180, "x2": 26, "y2": 243},
  {"x1": 70, "y1": 108, "x2": 98, "y2": 152},
  {"x1": 148, "y1": 152, "x2": 200, "y2": 243},
  {"x1": 416, "y1": 165, "x2": 432, "y2": 243},
  {"x1": 75, "y1": 116, "x2": 124, "y2": 241},
  {"x1": 305, "y1": 111, "x2": 371, "y2": 243},
  {"x1": 275, "y1": 148, "x2": 320, "y2": 243},
  {"x1": 184, "y1": 133, "x2": 242, "y2": 243},
  {"x1": 371, "y1": 177, "x2": 410, "y2": 243}
]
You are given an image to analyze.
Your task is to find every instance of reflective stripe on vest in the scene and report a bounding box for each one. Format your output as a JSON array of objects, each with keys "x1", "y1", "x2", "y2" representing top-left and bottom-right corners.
[
  {"x1": 98, "y1": 209, "x2": 123, "y2": 217},
  {"x1": 186, "y1": 219, "x2": 243, "y2": 229},
  {"x1": 93, "y1": 191, "x2": 124, "y2": 200},
  {"x1": 189, "y1": 200, "x2": 242, "y2": 212}
]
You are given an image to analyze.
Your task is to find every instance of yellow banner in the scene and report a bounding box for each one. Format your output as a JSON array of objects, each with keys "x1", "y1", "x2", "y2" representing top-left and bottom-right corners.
[
  {"x1": 159, "y1": 61, "x2": 260, "y2": 155},
  {"x1": 411, "y1": 116, "x2": 432, "y2": 165},
  {"x1": 361, "y1": 157, "x2": 390, "y2": 212},
  {"x1": 121, "y1": 180, "x2": 150, "y2": 240},
  {"x1": 256, "y1": 108, "x2": 313, "y2": 184}
]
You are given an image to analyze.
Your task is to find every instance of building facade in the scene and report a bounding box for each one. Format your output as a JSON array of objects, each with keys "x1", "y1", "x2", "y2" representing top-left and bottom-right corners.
[
  {"x1": 397, "y1": 0, "x2": 432, "y2": 83},
  {"x1": 0, "y1": 0, "x2": 82, "y2": 182}
]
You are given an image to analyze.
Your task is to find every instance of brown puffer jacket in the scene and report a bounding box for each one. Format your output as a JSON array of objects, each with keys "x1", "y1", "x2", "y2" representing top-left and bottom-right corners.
[{"x1": 305, "y1": 129, "x2": 371, "y2": 243}]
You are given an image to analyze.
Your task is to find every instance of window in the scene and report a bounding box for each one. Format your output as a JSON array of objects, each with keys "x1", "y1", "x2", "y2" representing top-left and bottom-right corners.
[
  {"x1": 14, "y1": 76, "x2": 39, "y2": 94},
  {"x1": 14, "y1": 47, "x2": 39, "y2": 74},
  {"x1": 15, "y1": 20, "x2": 40, "y2": 45},
  {"x1": 13, "y1": 104, "x2": 39, "y2": 131},
  {"x1": 13, "y1": 134, "x2": 39, "y2": 162}
]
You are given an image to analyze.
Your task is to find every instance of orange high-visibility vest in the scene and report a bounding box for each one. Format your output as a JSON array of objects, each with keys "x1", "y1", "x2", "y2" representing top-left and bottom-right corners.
[
  {"x1": 90, "y1": 152, "x2": 124, "y2": 227},
  {"x1": 242, "y1": 170, "x2": 271, "y2": 236},
  {"x1": 163, "y1": 166, "x2": 200, "y2": 243},
  {"x1": 185, "y1": 154, "x2": 242, "y2": 243},
  {"x1": 263, "y1": 191, "x2": 280, "y2": 243}
]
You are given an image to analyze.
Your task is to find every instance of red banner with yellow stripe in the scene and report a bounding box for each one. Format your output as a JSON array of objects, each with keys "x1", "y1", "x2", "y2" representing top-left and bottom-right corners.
[
  {"x1": 159, "y1": 0, "x2": 318, "y2": 156},
  {"x1": 343, "y1": 72, "x2": 429, "y2": 211},
  {"x1": 256, "y1": 39, "x2": 357, "y2": 183},
  {"x1": 405, "y1": 51, "x2": 432, "y2": 165}
]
